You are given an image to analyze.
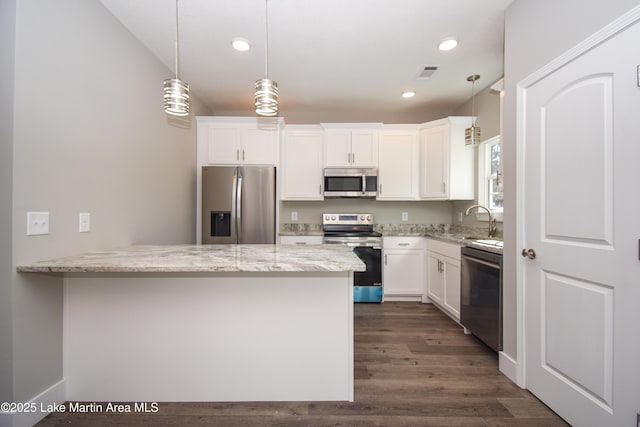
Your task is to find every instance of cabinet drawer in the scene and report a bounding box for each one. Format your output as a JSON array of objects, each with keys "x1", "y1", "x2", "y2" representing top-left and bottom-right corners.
[
  {"x1": 426, "y1": 239, "x2": 461, "y2": 260},
  {"x1": 383, "y1": 236, "x2": 425, "y2": 250}
]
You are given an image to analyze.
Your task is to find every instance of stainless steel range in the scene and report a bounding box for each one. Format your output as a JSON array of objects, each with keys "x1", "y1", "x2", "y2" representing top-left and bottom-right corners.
[{"x1": 322, "y1": 213, "x2": 382, "y2": 303}]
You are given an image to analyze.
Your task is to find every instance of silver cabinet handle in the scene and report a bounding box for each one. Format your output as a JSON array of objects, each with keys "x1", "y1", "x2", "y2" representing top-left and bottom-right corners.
[
  {"x1": 521, "y1": 248, "x2": 536, "y2": 259},
  {"x1": 398, "y1": 243, "x2": 410, "y2": 246},
  {"x1": 236, "y1": 149, "x2": 240, "y2": 161},
  {"x1": 319, "y1": 184, "x2": 322, "y2": 195},
  {"x1": 384, "y1": 254, "x2": 388, "y2": 265},
  {"x1": 242, "y1": 149, "x2": 245, "y2": 161},
  {"x1": 352, "y1": 152, "x2": 355, "y2": 164}
]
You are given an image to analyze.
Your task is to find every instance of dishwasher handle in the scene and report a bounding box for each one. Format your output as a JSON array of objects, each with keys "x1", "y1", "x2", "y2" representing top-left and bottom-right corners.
[{"x1": 461, "y1": 254, "x2": 501, "y2": 270}]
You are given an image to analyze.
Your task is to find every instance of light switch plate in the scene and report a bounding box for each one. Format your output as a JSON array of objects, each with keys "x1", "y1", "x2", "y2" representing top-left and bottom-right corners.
[
  {"x1": 79, "y1": 213, "x2": 90, "y2": 233},
  {"x1": 401, "y1": 212, "x2": 408, "y2": 221},
  {"x1": 27, "y1": 212, "x2": 49, "y2": 236}
]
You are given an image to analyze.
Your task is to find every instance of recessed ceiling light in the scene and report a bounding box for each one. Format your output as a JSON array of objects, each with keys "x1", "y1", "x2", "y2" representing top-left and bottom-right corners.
[
  {"x1": 438, "y1": 38, "x2": 458, "y2": 51},
  {"x1": 402, "y1": 91, "x2": 416, "y2": 99},
  {"x1": 232, "y1": 38, "x2": 251, "y2": 52}
]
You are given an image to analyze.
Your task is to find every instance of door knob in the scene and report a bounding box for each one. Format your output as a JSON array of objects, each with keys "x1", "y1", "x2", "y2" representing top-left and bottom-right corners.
[{"x1": 521, "y1": 248, "x2": 536, "y2": 259}]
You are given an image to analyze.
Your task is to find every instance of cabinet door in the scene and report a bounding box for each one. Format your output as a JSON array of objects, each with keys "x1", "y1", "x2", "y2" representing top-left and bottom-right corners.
[
  {"x1": 383, "y1": 249, "x2": 424, "y2": 296},
  {"x1": 427, "y1": 252, "x2": 444, "y2": 304},
  {"x1": 241, "y1": 128, "x2": 277, "y2": 165},
  {"x1": 350, "y1": 130, "x2": 378, "y2": 167},
  {"x1": 420, "y1": 124, "x2": 449, "y2": 199},
  {"x1": 443, "y1": 257, "x2": 461, "y2": 319},
  {"x1": 324, "y1": 130, "x2": 351, "y2": 167},
  {"x1": 281, "y1": 131, "x2": 324, "y2": 200},
  {"x1": 207, "y1": 127, "x2": 241, "y2": 164},
  {"x1": 378, "y1": 131, "x2": 418, "y2": 200}
]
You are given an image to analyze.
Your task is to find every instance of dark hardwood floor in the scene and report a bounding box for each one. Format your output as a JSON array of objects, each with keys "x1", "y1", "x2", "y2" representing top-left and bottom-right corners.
[{"x1": 37, "y1": 302, "x2": 568, "y2": 426}]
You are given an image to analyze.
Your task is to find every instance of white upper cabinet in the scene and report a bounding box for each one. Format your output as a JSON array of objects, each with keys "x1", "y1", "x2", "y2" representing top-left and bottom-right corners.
[
  {"x1": 197, "y1": 117, "x2": 282, "y2": 166},
  {"x1": 377, "y1": 126, "x2": 419, "y2": 200},
  {"x1": 280, "y1": 126, "x2": 324, "y2": 200},
  {"x1": 419, "y1": 117, "x2": 475, "y2": 200},
  {"x1": 322, "y1": 124, "x2": 380, "y2": 167}
]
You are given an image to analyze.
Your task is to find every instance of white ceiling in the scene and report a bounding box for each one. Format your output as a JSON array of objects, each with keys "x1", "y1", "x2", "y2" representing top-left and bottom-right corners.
[{"x1": 100, "y1": 0, "x2": 512, "y2": 121}]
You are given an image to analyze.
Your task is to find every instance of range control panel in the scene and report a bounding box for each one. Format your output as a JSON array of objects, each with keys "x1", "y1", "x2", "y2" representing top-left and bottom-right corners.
[{"x1": 322, "y1": 213, "x2": 373, "y2": 226}]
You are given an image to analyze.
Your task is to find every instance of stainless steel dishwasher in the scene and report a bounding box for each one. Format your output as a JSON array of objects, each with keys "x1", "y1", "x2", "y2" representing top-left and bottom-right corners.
[{"x1": 460, "y1": 241, "x2": 503, "y2": 352}]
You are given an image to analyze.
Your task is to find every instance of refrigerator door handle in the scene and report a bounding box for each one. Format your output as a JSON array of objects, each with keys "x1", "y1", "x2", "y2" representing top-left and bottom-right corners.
[
  {"x1": 231, "y1": 170, "x2": 239, "y2": 241},
  {"x1": 236, "y1": 171, "x2": 243, "y2": 241}
]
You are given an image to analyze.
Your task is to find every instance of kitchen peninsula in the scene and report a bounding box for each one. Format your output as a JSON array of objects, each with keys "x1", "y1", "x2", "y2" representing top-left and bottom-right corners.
[{"x1": 18, "y1": 244, "x2": 364, "y2": 403}]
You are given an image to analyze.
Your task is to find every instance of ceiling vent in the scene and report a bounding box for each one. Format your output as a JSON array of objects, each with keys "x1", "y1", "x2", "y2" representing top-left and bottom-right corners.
[{"x1": 417, "y1": 65, "x2": 438, "y2": 80}]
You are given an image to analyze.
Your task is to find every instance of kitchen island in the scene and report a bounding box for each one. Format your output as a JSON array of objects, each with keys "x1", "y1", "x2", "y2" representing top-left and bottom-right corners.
[{"x1": 18, "y1": 244, "x2": 364, "y2": 403}]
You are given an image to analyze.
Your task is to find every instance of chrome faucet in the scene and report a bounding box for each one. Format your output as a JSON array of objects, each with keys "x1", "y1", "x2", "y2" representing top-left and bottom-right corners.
[{"x1": 464, "y1": 204, "x2": 497, "y2": 238}]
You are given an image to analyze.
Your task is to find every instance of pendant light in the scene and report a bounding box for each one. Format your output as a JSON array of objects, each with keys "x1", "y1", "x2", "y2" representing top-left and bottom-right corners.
[
  {"x1": 163, "y1": 0, "x2": 190, "y2": 117},
  {"x1": 465, "y1": 74, "x2": 481, "y2": 145},
  {"x1": 255, "y1": 0, "x2": 278, "y2": 116}
]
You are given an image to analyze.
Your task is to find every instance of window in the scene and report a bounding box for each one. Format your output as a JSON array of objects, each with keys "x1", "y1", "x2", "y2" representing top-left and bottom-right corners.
[
  {"x1": 477, "y1": 136, "x2": 503, "y2": 220},
  {"x1": 487, "y1": 140, "x2": 503, "y2": 210}
]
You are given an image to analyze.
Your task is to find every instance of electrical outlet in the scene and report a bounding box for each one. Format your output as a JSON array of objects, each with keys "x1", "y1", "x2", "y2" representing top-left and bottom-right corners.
[
  {"x1": 291, "y1": 211, "x2": 298, "y2": 221},
  {"x1": 27, "y1": 211, "x2": 49, "y2": 236},
  {"x1": 79, "y1": 213, "x2": 90, "y2": 233},
  {"x1": 401, "y1": 212, "x2": 408, "y2": 221},
  {"x1": 458, "y1": 211, "x2": 463, "y2": 222}
]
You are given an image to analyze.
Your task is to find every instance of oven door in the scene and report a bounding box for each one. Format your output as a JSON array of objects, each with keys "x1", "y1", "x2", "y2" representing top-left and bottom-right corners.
[{"x1": 352, "y1": 246, "x2": 382, "y2": 287}]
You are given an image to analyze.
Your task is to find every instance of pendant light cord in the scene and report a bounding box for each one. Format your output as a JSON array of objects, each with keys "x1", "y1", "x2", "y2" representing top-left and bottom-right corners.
[
  {"x1": 264, "y1": 0, "x2": 269, "y2": 79},
  {"x1": 175, "y1": 0, "x2": 180, "y2": 80},
  {"x1": 471, "y1": 78, "x2": 475, "y2": 125}
]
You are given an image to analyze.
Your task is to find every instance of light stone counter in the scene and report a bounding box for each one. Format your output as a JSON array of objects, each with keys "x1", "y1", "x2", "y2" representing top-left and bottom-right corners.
[{"x1": 17, "y1": 244, "x2": 365, "y2": 273}]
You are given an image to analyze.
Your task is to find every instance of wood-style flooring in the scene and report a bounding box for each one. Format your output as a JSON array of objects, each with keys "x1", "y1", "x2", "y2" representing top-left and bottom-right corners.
[{"x1": 37, "y1": 302, "x2": 568, "y2": 426}]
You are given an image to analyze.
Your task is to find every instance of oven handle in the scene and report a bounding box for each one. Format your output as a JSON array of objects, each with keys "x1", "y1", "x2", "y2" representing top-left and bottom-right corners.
[
  {"x1": 462, "y1": 254, "x2": 500, "y2": 269},
  {"x1": 323, "y1": 240, "x2": 381, "y2": 249}
]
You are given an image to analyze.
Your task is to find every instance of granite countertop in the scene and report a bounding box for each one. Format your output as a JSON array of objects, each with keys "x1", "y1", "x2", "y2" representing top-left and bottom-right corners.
[{"x1": 16, "y1": 244, "x2": 366, "y2": 274}]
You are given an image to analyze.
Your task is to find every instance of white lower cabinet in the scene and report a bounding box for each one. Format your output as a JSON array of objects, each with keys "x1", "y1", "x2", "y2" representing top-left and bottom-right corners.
[
  {"x1": 382, "y1": 236, "x2": 426, "y2": 301},
  {"x1": 426, "y1": 239, "x2": 461, "y2": 320},
  {"x1": 279, "y1": 236, "x2": 324, "y2": 245}
]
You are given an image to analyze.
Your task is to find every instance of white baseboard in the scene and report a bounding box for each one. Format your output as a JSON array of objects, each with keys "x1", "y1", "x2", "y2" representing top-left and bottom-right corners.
[
  {"x1": 499, "y1": 351, "x2": 524, "y2": 388},
  {"x1": 2, "y1": 379, "x2": 66, "y2": 427}
]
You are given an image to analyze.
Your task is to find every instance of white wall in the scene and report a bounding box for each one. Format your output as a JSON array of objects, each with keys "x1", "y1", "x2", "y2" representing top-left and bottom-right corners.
[
  {"x1": 6, "y1": 0, "x2": 211, "y2": 415},
  {"x1": 452, "y1": 83, "x2": 502, "y2": 141},
  {"x1": 0, "y1": 0, "x2": 16, "y2": 411},
  {"x1": 502, "y1": 0, "x2": 639, "y2": 364}
]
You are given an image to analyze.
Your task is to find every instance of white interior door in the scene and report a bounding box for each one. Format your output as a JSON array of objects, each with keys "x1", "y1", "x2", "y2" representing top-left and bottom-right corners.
[{"x1": 520, "y1": 11, "x2": 640, "y2": 426}]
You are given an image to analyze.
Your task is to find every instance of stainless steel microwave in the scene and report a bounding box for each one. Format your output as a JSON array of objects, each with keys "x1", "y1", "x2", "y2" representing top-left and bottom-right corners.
[{"x1": 323, "y1": 168, "x2": 378, "y2": 198}]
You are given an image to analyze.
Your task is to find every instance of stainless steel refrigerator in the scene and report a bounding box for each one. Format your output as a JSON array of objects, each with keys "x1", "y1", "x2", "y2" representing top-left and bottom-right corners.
[{"x1": 201, "y1": 166, "x2": 276, "y2": 244}]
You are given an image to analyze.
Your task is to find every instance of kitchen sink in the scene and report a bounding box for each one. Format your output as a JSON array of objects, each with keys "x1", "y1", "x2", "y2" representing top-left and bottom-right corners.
[{"x1": 474, "y1": 239, "x2": 503, "y2": 246}]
